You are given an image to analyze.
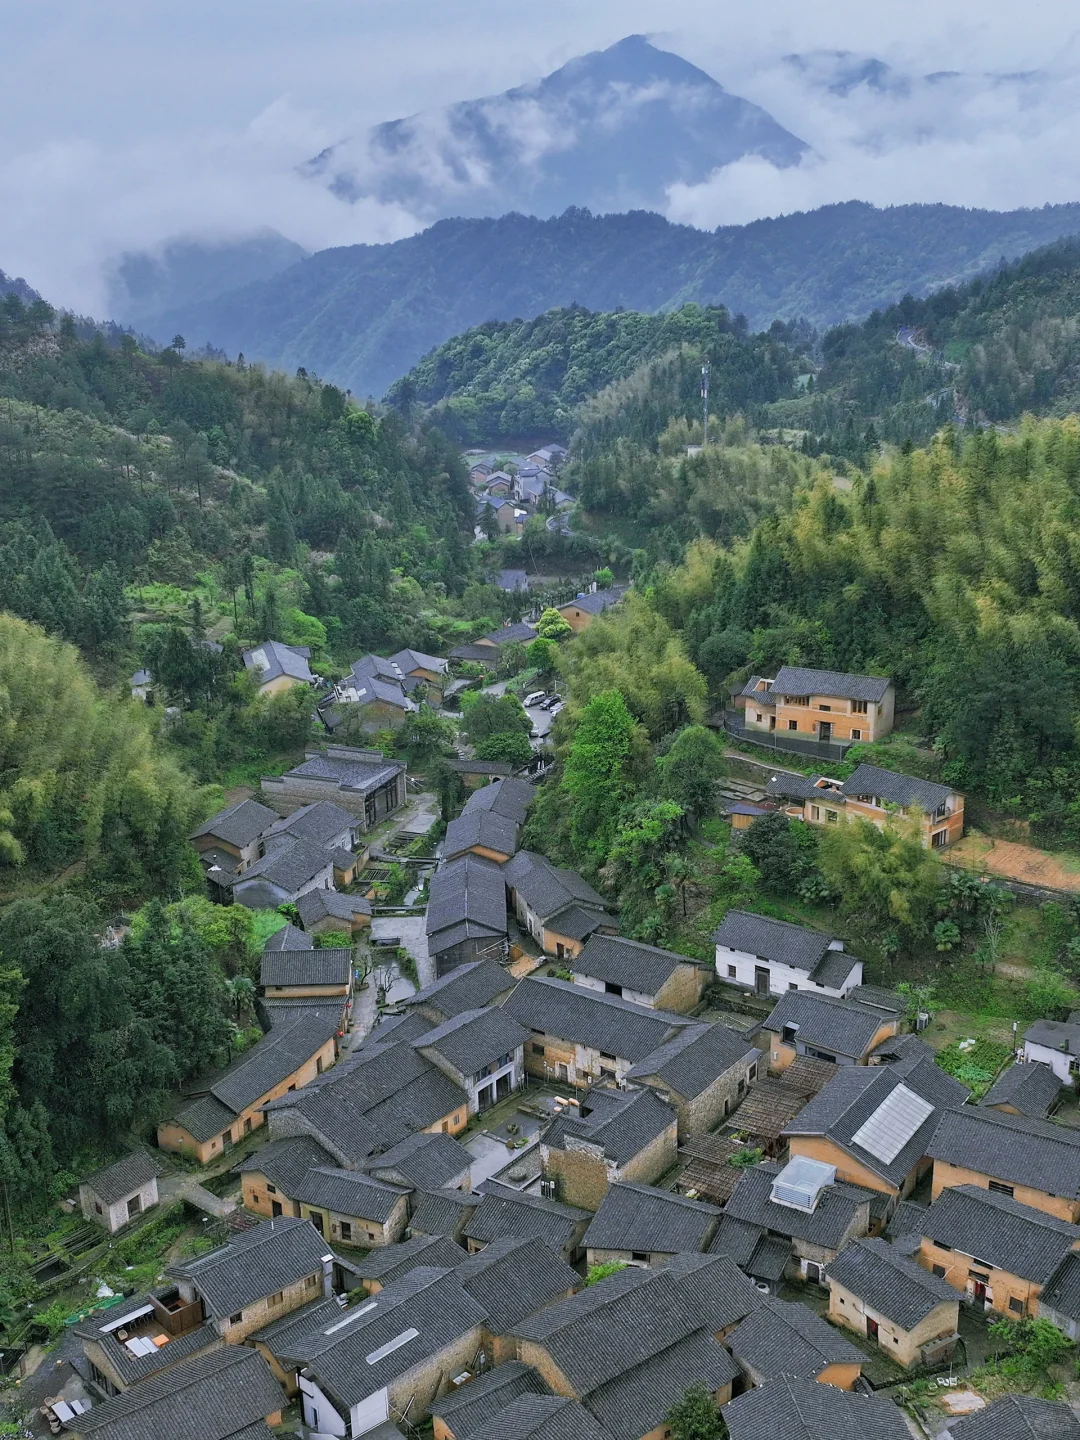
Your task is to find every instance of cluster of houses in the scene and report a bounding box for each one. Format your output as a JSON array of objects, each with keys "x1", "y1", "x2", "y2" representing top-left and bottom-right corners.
[
  {"x1": 729, "y1": 664, "x2": 966, "y2": 849},
  {"x1": 69, "y1": 853, "x2": 1080, "y2": 1439},
  {"x1": 469, "y1": 446, "x2": 572, "y2": 537}
]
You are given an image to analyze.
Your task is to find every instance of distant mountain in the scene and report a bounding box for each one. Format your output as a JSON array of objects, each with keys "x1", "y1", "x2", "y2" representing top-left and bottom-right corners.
[
  {"x1": 106, "y1": 231, "x2": 308, "y2": 339},
  {"x1": 307, "y1": 35, "x2": 808, "y2": 221},
  {"x1": 153, "y1": 200, "x2": 1080, "y2": 398}
]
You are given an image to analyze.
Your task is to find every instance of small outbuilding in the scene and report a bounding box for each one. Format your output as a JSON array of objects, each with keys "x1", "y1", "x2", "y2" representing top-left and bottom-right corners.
[{"x1": 80, "y1": 1152, "x2": 163, "y2": 1233}]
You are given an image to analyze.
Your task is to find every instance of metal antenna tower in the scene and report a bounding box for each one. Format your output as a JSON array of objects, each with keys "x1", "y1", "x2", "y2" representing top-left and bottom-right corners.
[{"x1": 701, "y1": 362, "x2": 710, "y2": 446}]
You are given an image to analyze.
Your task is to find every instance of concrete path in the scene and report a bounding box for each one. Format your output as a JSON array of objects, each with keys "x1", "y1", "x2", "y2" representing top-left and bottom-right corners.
[{"x1": 158, "y1": 1173, "x2": 236, "y2": 1218}]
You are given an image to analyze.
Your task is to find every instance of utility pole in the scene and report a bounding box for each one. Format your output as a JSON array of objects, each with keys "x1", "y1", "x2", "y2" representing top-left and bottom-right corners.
[{"x1": 701, "y1": 363, "x2": 710, "y2": 446}]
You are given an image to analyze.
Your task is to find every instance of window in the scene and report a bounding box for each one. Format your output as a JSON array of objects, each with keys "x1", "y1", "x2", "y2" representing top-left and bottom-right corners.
[
  {"x1": 818, "y1": 704, "x2": 831, "y2": 712},
  {"x1": 850, "y1": 729, "x2": 862, "y2": 741},
  {"x1": 787, "y1": 719, "x2": 799, "y2": 731},
  {"x1": 266, "y1": 1184, "x2": 276, "y2": 1195},
  {"x1": 600, "y1": 1067, "x2": 616, "y2": 1080},
  {"x1": 1009, "y1": 1297, "x2": 1024, "y2": 1314},
  {"x1": 826, "y1": 810, "x2": 839, "y2": 823},
  {"x1": 810, "y1": 805, "x2": 820, "y2": 821},
  {"x1": 532, "y1": 1043, "x2": 545, "y2": 1056},
  {"x1": 938, "y1": 1243, "x2": 952, "y2": 1252},
  {"x1": 305, "y1": 1275, "x2": 319, "y2": 1290},
  {"x1": 339, "y1": 1222, "x2": 352, "y2": 1242},
  {"x1": 781, "y1": 1025, "x2": 799, "y2": 1044},
  {"x1": 316, "y1": 1056, "x2": 324, "y2": 1075},
  {"x1": 932, "y1": 1264, "x2": 946, "y2": 1278},
  {"x1": 94, "y1": 1202, "x2": 103, "y2": 1215},
  {"x1": 787, "y1": 694, "x2": 810, "y2": 706},
  {"x1": 727, "y1": 964, "x2": 737, "y2": 978},
  {"x1": 788, "y1": 981, "x2": 798, "y2": 990},
  {"x1": 931, "y1": 829, "x2": 948, "y2": 849},
  {"x1": 755, "y1": 712, "x2": 763, "y2": 722},
  {"x1": 988, "y1": 1181, "x2": 1014, "y2": 1198},
  {"x1": 748, "y1": 1063, "x2": 758, "y2": 1082},
  {"x1": 230, "y1": 1312, "x2": 244, "y2": 1326},
  {"x1": 600, "y1": 1052, "x2": 616, "y2": 1063},
  {"x1": 838, "y1": 1296, "x2": 845, "y2": 1305},
  {"x1": 632, "y1": 1251, "x2": 648, "y2": 1263},
  {"x1": 267, "y1": 1291, "x2": 284, "y2": 1308},
  {"x1": 251, "y1": 1193, "x2": 261, "y2": 1206},
  {"x1": 852, "y1": 699, "x2": 868, "y2": 714}
]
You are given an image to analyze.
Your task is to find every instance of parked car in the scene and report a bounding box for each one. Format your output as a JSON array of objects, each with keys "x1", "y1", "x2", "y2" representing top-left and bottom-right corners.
[
  {"x1": 549, "y1": 701, "x2": 565, "y2": 716},
  {"x1": 541, "y1": 694, "x2": 563, "y2": 710},
  {"x1": 524, "y1": 691, "x2": 548, "y2": 707}
]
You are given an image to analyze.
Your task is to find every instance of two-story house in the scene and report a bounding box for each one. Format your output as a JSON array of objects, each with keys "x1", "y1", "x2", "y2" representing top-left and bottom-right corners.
[
  {"x1": 737, "y1": 666, "x2": 894, "y2": 745},
  {"x1": 760, "y1": 990, "x2": 900, "y2": 1070},
  {"x1": 572, "y1": 934, "x2": 710, "y2": 1013},
  {"x1": 425, "y1": 854, "x2": 508, "y2": 977},
  {"x1": 582, "y1": 1182, "x2": 720, "y2": 1269},
  {"x1": 714, "y1": 911, "x2": 863, "y2": 999},
  {"x1": 926, "y1": 1105, "x2": 1080, "y2": 1222},
  {"x1": 502, "y1": 851, "x2": 618, "y2": 959},
  {"x1": 165, "y1": 1218, "x2": 335, "y2": 1345},
  {"x1": 768, "y1": 762, "x2": 965, "y2": 850},
  {"x1": 540, "y1": 1084, "x2": 680, "y2": 1209},
  {"x1": 412, "y1": 1006, "x2": 528, "y2": 1113},
  {"x1": 1024, "y1": 1016, "x2": 1080, "y2": 1085}
]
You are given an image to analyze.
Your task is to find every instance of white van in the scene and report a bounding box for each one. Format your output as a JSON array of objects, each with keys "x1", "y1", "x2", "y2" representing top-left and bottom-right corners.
[{"x1": 524, "y1": 691, "x2": 548, "y2": 708}]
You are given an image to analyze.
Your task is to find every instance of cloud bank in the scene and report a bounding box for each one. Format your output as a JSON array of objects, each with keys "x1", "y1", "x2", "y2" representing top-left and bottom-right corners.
[{"x1": 1, "y1": 0, "x2": 1079, "y2": 316}]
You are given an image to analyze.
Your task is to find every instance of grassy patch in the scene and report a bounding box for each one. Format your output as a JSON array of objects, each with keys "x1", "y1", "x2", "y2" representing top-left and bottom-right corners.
[{"x1": 935, "y1": 1037, "x2": 1012, "y2": 1095}]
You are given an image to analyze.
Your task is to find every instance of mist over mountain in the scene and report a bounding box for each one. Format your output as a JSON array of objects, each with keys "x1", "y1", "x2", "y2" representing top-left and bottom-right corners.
[
  {"x1": 150, "y1": 199, "x2": 1080, "y2": 398},
  {"x1": 305, "y1": 35, "x2": 808, "y2": 223}
]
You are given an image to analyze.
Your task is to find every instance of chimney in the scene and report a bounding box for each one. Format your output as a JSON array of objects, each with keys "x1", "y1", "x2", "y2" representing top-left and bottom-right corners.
[{"x1": 321, "y1": 1253, "x2": 334, "y2": 1297}]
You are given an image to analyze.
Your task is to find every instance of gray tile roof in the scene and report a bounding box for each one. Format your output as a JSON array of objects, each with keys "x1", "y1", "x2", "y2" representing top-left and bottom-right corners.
[
  {"x1": 414, "y1": 1006, "x2": 527, "y2": 1075},
  {"x1": 406, "y1": 959, "x2": 515, "y2": 1019},
  {"x1": 83, "y1": 1151, "x2": 162, "y2": 1205},
  {"x1": 1026, "y1": 1019, "x2": 1080, "y2": 1057},
  {"x1": 502, "y1": 851, "x2": 609, "y2": 924},
  {"x1": 723, "y1": 1375, "x2": 911, "y2": 1440},
  {"x1": 248, "y1": 1294, "x2": 343, "y2": 1351},
  {"x1": 764, "y1": 771, "x2": 828, "y2": 802},
  {"x1": 503, "y1": 976, "x2": 693, "y2": 1064},
  {"x1": 296, "y1": 887, "x2": 371, "y2": 926},
  {"x1": 166, "y1": 1217, "x2": 330, "y2": 1319},
  {"x1": 886, "y1": 1199, "x2": 930, "y2": 1248},
  {"x1": 389, "y1": 648, "x2": 447, "y2": 676},
  {"x1": 73, "y1": 1344, "x2": 285, "y2": 1440},
  {"x1": 770, "y1": 666, "x2": 891, "y2": 704},
  {"x1": 574, "y1": 934, "x2": 699, "y2": 995},
  {"x1": 463, "y1": 777, "x2": 535, "y2": 826},
  {"x1": 455, "y1": 1235, "x2": 579, "y2": 1332},
  {"x1": 782, "y1": 1061, "x2": 952, "y2": 1188},
  {"x1": 923, "y1": 1184, "x2": 1080, "y2": 1283},
  {"x1": 230, "y1": 837, "x2": 336, "y2": 894},
  {"x1": 236, "y1": 1136, "x2": 334, "y2": 1191},
  {"x1": 353, "y1": 1233, "x2": 466, "y2": 1285},
  {"x1": 583, "y1": 1182, "x2": 719, "y2": 1255},
  {"x1": 826, "y1": 1236, "x2": 958, "y2": 1329},
  {"x1": 712, "y1": 910, "x2": 834, "y2": 974},
  {"x1": 290, "y1": 1167, "x2": 409, "y2": 1222},
  {"x1": 949, "y1": 1394, "x2": 1080, "y2": 1440},
  {"x1": 287, "y1": 747, "x2": 404, "y2": 796},
  {"x1": 546, "y1": 904, "x2": 611, "y2": 942},
  {"x1": 926, "y1": 1105, "x2": 1080, "y2": 1198},
  {"x1": 511, "y1": 1252, "x2": 761, "y2": 1399},
  {"x1": 582, "y1": 1330, "x2": 737, "y2": 1440},
  {"x1": 243, "y1": 639, "x2": 313, "y2": 685},
  {"x1": 719, "y1": 1160, "x2": 875, "y2": 1250},
  {"x1": 426, "y1": 854, "x2": 508, "y2": 951},
  {"x1": 627, "y1": 1022, "x2": 759, "y2": 1100},
  {"x1": 465, "y1": 1182, "x2": 589, "y2": 1254},
  {"x1": 842, "y1": 761, "x2": 954, "y2": 813},
  {"x1": 172, "y1": 1092, "x2": 237, "y2": 1144},
  {"x1": 471, "y1": 1395, "x2": 615, "y2": 1440},
  {"x1": 728, "y1": 1295, "x2": 864, "y2": 1379},
  {"x1": 1041, "y1": 1252, "x2": 1080, "y2": 1324},
  {"x1": 277, "y1": 1265, "x2": 486, "y2": 1406},
  {"x1": 543, "y1": 1085, "x2": 677, "y2": 1166},
  {"x1": 263, "y1": 922, "x2": 313, "y2": 953},
  {"x1": 483, "y1": 622, "x2": 538, "y2": 645},
  {"x1": 409, "y1": 1187, "x2": 482, "y2": 1237},
  {"x1": 191, "y1": 798, "x2": 279, "y2": 847},
  {"x1": 204, "y1": 1012, "x2": 338, "y2": 1118},
  {"x1": 846, "y1": 984, "x2": 907, "y2": 1014},
  {"x1": 443, "y1": 808, "x2": 520, "y2": 861},
  {"x1": 432, "y1": 1362, "x2": 549, "y2": 1438},
  {"x1": 361, "y1": 1131, "x2": 472, "y2": 1190},
  {"x1": 264, "y1": 801, "x2": 355, "y2": 848},
  {"x1": 260, "y1": 947, "x2": 352, "y2": 989},
  {"x1": 762, "y1": 989, "x2": 887, "y2": 1058},
  {"x1": 559, "y1": 590, "x2": 623, "y2": 617},
  {"x1": 980, "y1": 1061, "x2": 1062, "y2": 1117}
]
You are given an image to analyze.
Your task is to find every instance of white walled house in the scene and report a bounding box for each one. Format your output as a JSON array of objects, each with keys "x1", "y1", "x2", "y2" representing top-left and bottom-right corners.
[
  {"x1": 412, "y1": 1007, "x2": 529, "y2": 1114},
  {"x1": 80, "y1": 1152, "x2": 162, "y2": 1234},
  {"x1": 1023, "y1": 1019, "x2": 1080, "y2": 1085},
  {"x1": 713, "y1": 911, "x2": 862, "y2": 999}
]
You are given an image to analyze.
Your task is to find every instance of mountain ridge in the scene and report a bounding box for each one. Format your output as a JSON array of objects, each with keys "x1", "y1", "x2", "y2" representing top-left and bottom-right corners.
[{"x1": 147, "y1": 199, "x2": 1080, "y2": 397}]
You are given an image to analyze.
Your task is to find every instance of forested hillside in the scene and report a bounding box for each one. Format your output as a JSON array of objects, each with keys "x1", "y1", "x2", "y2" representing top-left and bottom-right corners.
[
  {"x1": 150, "y1": 201, "x2": 1080, "y2": 396},
  {"x1": 388, "y1": 303, "x2": 810, "y2": 443}
]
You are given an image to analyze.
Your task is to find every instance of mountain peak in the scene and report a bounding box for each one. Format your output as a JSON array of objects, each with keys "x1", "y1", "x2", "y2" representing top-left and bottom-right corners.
[{"x1": 309, "y1": 37, "x2": 804, "y2": 222}]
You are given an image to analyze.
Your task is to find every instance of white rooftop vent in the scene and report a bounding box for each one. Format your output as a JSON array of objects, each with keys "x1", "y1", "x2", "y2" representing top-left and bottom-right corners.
[
  {"x1": 850, "y1": 1083, "x2": 934, "y2": 1164},
  {"x1": 366, "y1": 1327, "x2": 419, "y2": 1365},
  {"x1": 770, "y1": 1155, "x2": 836, "y2": 1212}
]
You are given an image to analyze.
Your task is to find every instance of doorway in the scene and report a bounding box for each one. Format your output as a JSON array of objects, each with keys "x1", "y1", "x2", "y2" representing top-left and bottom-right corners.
[
  {"x1": 308, "y1": 1210, "x2": 324, "y2": 1236},
  {"x1": 867, "y1": 1317, "x2": 879, "y2": 1340},
  {"x1": 754, "y1": 966, "x2": 770, "y2": 995},
  {"x1": 819, "y1": 722, "x2": 833, "y2": 743}
]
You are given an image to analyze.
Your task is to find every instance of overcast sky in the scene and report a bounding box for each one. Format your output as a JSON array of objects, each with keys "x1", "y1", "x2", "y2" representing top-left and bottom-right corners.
[{"x1": 3, "y1": 0, "x2": 1079, "y2": 312}]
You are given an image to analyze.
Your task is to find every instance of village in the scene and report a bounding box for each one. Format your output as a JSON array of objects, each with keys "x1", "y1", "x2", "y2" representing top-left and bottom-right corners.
[{"x1": 16, "y1": 628, "x2": 1080, "y2": 1440}]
